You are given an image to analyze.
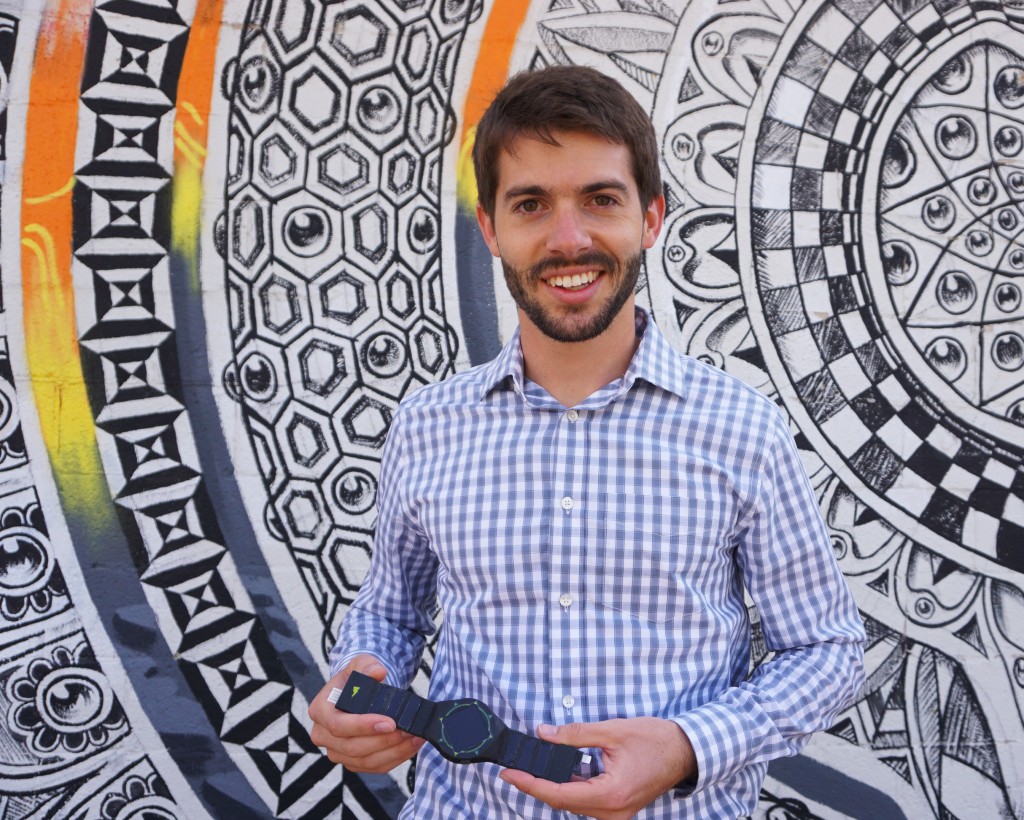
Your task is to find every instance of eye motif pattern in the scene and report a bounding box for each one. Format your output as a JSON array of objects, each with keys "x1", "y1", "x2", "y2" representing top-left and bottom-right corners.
[{"x1": 881, "y1": 46, "x2": 1024, "y2": 415}]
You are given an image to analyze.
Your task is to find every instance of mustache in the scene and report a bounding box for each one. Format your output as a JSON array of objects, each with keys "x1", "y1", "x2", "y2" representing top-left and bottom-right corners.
[{"x1": 528, "y1": 251, "x2": 617, "y2": 281}]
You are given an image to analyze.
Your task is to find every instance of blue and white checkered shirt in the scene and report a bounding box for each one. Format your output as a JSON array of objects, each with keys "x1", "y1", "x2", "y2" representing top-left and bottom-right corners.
[{"x1": 332, "y1": 308, "x2": 866, "y2": 818}]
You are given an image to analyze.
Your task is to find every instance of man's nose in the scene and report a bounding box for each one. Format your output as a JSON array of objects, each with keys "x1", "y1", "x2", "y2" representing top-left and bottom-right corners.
[{"x1": 546, "y1": 206, "x2": 592, "y2": 257}]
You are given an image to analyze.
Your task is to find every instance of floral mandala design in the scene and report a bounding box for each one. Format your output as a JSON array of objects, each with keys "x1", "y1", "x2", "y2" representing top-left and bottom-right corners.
[
  {"x1": 100, "y1": 772, "x2": 176, "y2": 820},
  {"x1": 0, "y1": 504, "x2": 66, "y2": 621},
  {"x1": 8, "y1": 642, "x2": 125, "y2": 757}
]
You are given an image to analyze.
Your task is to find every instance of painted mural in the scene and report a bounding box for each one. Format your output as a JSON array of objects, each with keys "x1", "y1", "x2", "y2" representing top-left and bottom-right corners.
[{"x1": 0, "y1": 0, "x2": 1020, "y2": 817}]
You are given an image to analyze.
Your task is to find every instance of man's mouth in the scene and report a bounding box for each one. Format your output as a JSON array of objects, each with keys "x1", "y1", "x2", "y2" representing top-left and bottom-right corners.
[{"x1": 546, "y1": 270, "x2": 600, "y2": 290}]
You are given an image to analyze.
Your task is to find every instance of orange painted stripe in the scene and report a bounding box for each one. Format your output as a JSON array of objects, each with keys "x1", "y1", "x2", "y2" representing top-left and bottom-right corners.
[
  {"x1": 460, "y1": 0, "x2": 532, "y2": 143},
  {"x1": 174, "y1": 0, "x2": 224, "y2": 164},
  {"x1": 455, "y1": 0, "x2": 531, "y2": 212},
  {"x1": 22, "y1": 0, "x2": 86, "y2": 297},
  {"x1": 21, "y1": 0, "x2": 100, "y2": 495},
  {"x1": 171, "y1": 0, "x2": 225, "y2": 288}
]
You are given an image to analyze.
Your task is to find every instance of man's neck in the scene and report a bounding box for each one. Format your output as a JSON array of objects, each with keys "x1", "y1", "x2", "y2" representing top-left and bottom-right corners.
[{"x1": 518, "y1": 303, "x2": 640, "y2": 408}]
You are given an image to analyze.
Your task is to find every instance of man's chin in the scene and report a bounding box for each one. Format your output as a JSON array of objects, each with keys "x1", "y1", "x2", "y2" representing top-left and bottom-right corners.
[
  {"x1": 505, "y1": 252, "x2": 642, "y2": 343},
  {"x1": 526, "y1": 309, "x2": 619, "y2": 344}
]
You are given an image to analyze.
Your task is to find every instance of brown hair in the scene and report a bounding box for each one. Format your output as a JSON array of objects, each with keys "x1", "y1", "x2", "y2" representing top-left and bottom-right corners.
[{"x1": 472, "y1": 65, "x2": 661, "y2": 216}]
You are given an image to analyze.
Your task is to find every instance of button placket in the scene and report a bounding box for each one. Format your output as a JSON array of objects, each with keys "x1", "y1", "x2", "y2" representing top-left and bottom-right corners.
[{"x1": 549, "y1": 406, "x2": 585, "y2": 721}]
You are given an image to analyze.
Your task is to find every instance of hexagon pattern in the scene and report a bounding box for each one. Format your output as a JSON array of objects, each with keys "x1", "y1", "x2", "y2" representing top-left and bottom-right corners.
[{"x1": 223, "y1": 0, "x2": 462, "y2": 662}]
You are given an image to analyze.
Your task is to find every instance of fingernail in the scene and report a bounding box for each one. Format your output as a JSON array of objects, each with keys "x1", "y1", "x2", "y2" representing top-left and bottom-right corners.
[
  {"x1": 374, "y1": 721, "x2": 393, "y2": 733},
  {"x1": 537, "y1": 724, "x2": 555, "y2": 739}
]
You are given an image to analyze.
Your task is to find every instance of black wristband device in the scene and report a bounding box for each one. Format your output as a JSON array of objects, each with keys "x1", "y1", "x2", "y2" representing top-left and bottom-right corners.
[{"x1": 328, "y1": 672, "x2": 591, "y2": 783}]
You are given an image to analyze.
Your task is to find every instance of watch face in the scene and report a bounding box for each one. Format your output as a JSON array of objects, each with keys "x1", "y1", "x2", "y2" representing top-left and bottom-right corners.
[{"x1": 437, "y1": 701, "x2": 494, "y2": 758}]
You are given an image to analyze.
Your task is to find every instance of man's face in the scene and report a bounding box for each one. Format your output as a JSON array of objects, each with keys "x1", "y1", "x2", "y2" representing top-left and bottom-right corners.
[{"x1": 476, "y1": 131, "x2": 664, "y2": 343}]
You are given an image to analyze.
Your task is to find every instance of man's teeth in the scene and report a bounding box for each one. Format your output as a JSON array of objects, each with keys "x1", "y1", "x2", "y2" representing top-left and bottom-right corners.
[{"x1": 548, "y1": 271, "x2": 599, "y2": 289}]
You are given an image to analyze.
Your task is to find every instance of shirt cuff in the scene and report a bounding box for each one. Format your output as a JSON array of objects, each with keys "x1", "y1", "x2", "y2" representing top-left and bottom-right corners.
[
  {"x1": 330, "y1": 649, "x2": 402, "y2": 685},
  {"x1": 672, "y1": 771, "x2": 699, "y2": 797},
  {"x1": 671, "y1": 699, "x2": 762, "y2": 793}
]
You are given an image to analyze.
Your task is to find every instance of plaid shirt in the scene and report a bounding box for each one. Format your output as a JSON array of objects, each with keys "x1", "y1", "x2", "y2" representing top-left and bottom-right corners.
[{"x1": 332, "y1": 309, "x2": 866, "y2": 819}]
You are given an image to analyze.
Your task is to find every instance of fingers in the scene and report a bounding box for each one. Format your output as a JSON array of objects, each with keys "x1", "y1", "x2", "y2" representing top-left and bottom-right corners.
[
  {"x1": 499, "y1": 770, "x2": 608, "y2": 817},
  {"x1": 500, "y1": 769, "x2": 639, "y2": 820},
  {"x1": 350, "y1": 655, "x2": 388, "y2": 682},
  {"x1": 323, "y1": 730, "x2": 426, "y2": 771},
  {"x1": 502, "y1": 717, "x2": 692, "y2": 820},
  {"x1": 308, "y1": 654, "x2": 423, "y2": 774},
  {"x1": 308, "y1": 655, "x2": 389, "y2": 725},
  {"x1": 537, "y1": 719, "x2": 612, "y2": 749},
  {"x1": 499, "y1": 723, "x2": 607, "y2": 814},
  {"x1": 311, "y1": 712, "x2": 395, "y2": 746}
]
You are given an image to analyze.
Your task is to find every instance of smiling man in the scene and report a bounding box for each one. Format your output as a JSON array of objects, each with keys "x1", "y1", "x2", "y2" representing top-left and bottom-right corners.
[
  {"x1": 478, "y1": 128, "x2": 661, "y2": 409},
  {"x1": 309, "y1": 66, "x2": 866, "y2": 819}
]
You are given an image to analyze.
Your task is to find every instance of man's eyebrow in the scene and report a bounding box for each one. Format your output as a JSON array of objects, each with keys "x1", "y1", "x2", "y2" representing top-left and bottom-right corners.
[
  {"x1": 502, "y1": 180, "x2": 629, "y2": 202},
  {"x1": 503, "y1": 184, "x2": 546, "y2": 202},
  {"x1": 579, "y1": 180, "x2": 629, "y2": 195}
]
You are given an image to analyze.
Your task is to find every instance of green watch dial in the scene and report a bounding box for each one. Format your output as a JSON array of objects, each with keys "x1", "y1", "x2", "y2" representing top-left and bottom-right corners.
[{"x1": 437, "y1": 701, "x2": 494, "y2": 757}]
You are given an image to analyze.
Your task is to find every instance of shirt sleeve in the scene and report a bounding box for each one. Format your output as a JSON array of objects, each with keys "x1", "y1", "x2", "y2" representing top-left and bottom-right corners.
[
  {"x1": 328, "y1": 408, "x2": 439, "y2": 689},
  {"x1": 671, "y1": 407, "x2": 867, "y2": 793}
]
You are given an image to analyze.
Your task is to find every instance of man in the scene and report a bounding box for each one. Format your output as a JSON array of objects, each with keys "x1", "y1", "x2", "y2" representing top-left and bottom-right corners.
[{"x1": 309, "y1": 66, "x2": 866, "y2": 819}]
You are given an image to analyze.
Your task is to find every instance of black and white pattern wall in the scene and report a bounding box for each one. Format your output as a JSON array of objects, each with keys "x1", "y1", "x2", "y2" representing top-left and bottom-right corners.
[{"x1": 0, "y1": 0, "x2": 1018, "y2": 817}]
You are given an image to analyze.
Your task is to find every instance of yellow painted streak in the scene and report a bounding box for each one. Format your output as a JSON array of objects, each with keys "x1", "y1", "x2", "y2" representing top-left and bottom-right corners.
[
  {"x1": 25, "y1": 176, "x2": 75, "y2": 205},
  {"x1": 174, "y1": 135, "x2": 203, "y2": 170},
  {"x1": 21, "y1": 226, "x2": 107, "y2": 501},
  {"x1": 170, "y1": 108, "x2": 205, "y2": 292},
  {"x1": 180, "y1": 99, "x2": 204, "y2": 125},
  {"x1": 454, "y1": 0, "x2": 532, "y2": 214},
  {"x1": 456, "y1": 125, "x2": 479, "y2": 215},
  {"x1": 174, "y1": 120, "x2": 207, "y2": 159},
  {"x1": 171, "y1": 166, "x2": 204, "y2": 274}
]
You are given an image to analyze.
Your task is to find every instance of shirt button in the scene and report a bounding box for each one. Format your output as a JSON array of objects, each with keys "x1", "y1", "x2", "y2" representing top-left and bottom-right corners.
[
  {"x1": 566, "y1": 409, "x2": 579, "y2": 422},
  {"x1": 560, "y1": 496, "x2": 574, "y2": 511},
  {"x1": 562, "y1": 695, "x2": 575, "y2": 709},
  {"x1": 559, "y1": 593, "x2": 573, "y2": 608}
]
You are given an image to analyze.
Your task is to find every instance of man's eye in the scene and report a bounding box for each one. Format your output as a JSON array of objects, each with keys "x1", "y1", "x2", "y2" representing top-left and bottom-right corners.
[
  {"x1": 517, "y1": 200, "x2": 540, "y2": 213},
  {"x1": 593, "y1": 194, "x2": 616, "y2": 206}
]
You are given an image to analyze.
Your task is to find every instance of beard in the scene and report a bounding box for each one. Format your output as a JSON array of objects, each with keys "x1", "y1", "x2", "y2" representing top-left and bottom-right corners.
[{"x1": 501, "y1": 250, "x2": 642, "y2": 343}]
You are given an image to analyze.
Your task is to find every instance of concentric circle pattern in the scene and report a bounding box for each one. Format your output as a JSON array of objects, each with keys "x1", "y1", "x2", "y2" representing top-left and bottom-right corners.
[
  {"x1": 743, "y1": 0, "x2": 1024, "y2": 573},
  {"x1": 880, "y1": 44, "x2": 1024, "y2": 423}
]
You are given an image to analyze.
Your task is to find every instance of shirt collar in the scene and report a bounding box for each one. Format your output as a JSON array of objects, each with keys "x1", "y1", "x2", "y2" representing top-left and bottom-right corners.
[
  {"x1": 621, "y1": 307, "x2": 688, "y2": 399},
  {"x1": 478, "y1": 307, "x2": 687, "y2": 402},
  {"x1": 478, "y1": 324, "x2": 526, "y2": 400}
]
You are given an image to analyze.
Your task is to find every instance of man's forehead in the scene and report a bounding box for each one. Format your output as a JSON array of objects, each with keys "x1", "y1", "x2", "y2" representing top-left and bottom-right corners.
[
  {"x1": 494, "y1": 132, "x2": 634, "y2": 191},
  {"x1": 499, "y1": 130, "x2": 628, "y2": 160}
]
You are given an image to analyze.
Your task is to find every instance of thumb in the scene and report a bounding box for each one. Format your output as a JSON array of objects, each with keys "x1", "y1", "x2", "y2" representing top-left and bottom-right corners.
[
  {"x1": 345, "y1": 654, "x2": 388, "y2": 684},
  {"x1": 537, "y1": 721, "x2": 602, "y2": 749}
]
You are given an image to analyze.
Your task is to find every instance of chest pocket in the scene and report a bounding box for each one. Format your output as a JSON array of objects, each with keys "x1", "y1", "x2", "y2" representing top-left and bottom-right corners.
[{"x1": 591, "y1": 492, "x2": 726, "y2": 623}]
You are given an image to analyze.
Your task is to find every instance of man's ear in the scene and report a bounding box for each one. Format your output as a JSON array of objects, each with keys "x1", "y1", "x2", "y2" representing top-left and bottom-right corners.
[
  {"x1": 476, "y1": 203, "x2": 501, "y2": 258},
  {"x1": 642, "y1": 194, "x2": 666, "y2": 250}
]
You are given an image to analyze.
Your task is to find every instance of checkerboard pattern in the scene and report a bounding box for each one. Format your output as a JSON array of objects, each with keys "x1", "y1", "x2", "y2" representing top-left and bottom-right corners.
[{"x1": 744, "y1": 0, "x2": 1024, "y2": 570}]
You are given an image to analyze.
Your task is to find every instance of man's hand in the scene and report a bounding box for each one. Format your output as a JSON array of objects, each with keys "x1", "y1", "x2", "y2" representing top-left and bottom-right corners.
[
  {"x1": 499, "y1": 717, "x2": 696, "y2": 820},
  {"x1": 308, "y1": 655, "x2": 425, "y2": 773}
]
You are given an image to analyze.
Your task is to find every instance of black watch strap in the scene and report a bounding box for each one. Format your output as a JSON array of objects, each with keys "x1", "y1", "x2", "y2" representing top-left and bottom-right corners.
[
  {"x1": 329, "y1": 672, "x2": 590, "y2": 783},
  {"x1": 329, "y1": 670, "x2": 435, "y2": 735},
  {"x1": 493, "y1": 724, "x2": 584, "y2": 783}
]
